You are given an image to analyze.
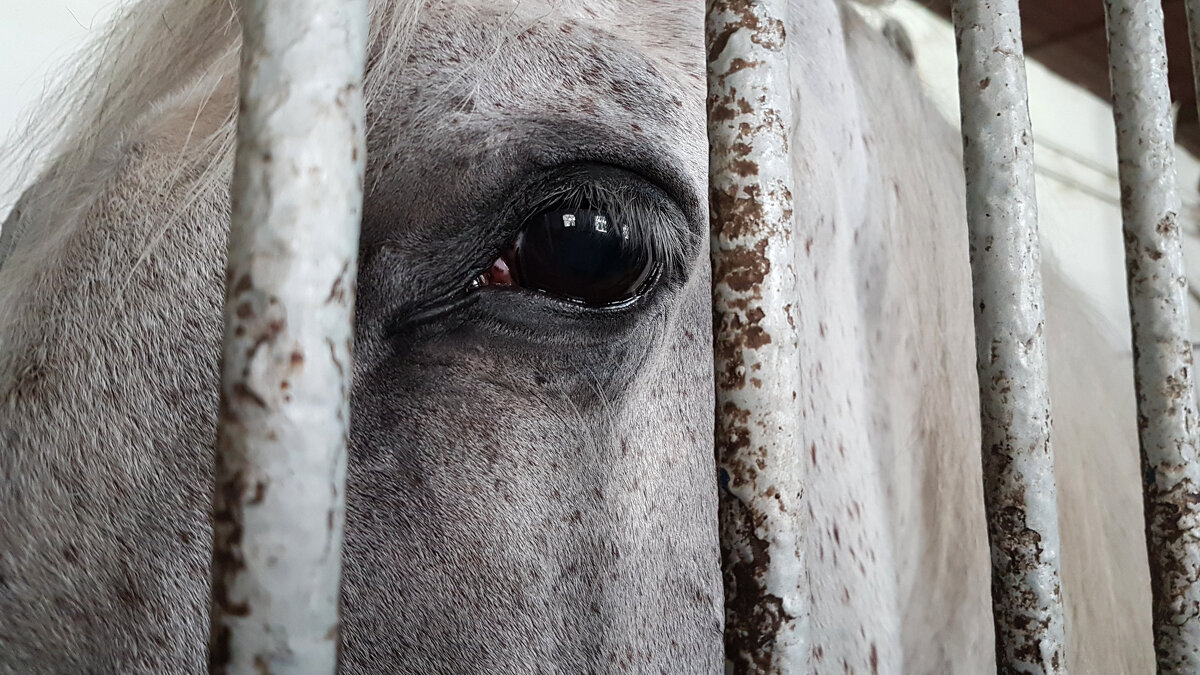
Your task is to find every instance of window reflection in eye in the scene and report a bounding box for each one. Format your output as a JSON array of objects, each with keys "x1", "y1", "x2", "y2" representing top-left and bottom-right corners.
[{"x1": 473, "y1": 205, "x2": 655, "y2": 307}]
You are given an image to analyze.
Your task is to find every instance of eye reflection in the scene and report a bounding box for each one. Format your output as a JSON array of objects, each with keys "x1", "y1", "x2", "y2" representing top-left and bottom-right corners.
[{"x1": 473, "y1": 206, "x2": 654, "y2": 306}]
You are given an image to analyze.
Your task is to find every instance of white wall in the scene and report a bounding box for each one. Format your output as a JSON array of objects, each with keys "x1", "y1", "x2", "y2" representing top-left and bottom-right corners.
[
  {"x1": 862, "y1": 1, "x2": 1200, "y2": 346},
  {"x1": 0, "y1": 1, "x2": 120, "y2": 203}
]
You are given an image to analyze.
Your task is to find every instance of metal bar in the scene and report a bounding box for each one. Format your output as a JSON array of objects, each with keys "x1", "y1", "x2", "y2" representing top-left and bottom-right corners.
[
  {"x1": 951, "y1": 2, "x2": 1069, "y2": 673},
  {"x1": 1107, "y1": 1, "x2": 1200, "y2": 670},
  {"x1": 207, "y1": 0, "x2": 367, "y2": 671},
  {"x1": 705, "y1": 0, "x2": 807, "y2": 671}
]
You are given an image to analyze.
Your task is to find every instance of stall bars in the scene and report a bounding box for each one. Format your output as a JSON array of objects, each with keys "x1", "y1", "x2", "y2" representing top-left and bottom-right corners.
[
  {"x1": 709, "y1": 0, "x2": 1200, "y2": 673},
  {"x1": 207, "y1": 0, "x2": 367, "y2": 672},
  {"x1": 951, "y1": 0, "x2": 1200, "y2": 672},
  {"x1": 208, "y1": 0, "x2": 1200, "y2": 672}
]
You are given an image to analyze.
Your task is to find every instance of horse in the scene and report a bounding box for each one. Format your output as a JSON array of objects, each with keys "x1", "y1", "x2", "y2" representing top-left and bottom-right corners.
[{"x1": 0, "y1": 0, "x2": 1154, "y2": 671}]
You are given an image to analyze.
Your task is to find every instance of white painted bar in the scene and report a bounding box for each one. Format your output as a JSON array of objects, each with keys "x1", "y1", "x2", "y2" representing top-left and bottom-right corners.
[
  {"x1": 951, "y1": 1, "x2": 1068, "y2": 672},
  {"x1": 705, "y1": 0, "x2": 808, "y2": 671},
  {"x1": 1109, "y1": 0, "x2": 1200, "y2": 670},
  {"x1": 208, "y1": 0, "x2": 367, "y2": 671}
]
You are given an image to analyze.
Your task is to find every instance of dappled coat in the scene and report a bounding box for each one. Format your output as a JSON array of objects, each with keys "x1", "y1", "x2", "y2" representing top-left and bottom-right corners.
[{"x1": 0, "y1": 0, "x2": 1151, "y2": 672}]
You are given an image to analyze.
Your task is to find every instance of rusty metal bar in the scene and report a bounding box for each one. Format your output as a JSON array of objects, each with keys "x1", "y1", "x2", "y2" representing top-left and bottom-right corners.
[
  {"x1": 1108, "y1": 1, "x2": 1200, "y2": 670},
  {"x1": 706, "y1": 0, "x2": 807, "y2": 671},
  {"x1": 207, "y1": 0, "x2": 367, "y2": 671},
  {"x1": 951, "y1": 2, "x2": 1069, "y2": 673}
]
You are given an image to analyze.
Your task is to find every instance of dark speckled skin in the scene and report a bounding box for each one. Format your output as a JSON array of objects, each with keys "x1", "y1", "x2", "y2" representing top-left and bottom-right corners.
[
  {"x1": 343, "y1": 3, "x2": 722, "y2": 670},
  {"x1": 341, "y1": 6, "x2": 723, "y2": 670}
]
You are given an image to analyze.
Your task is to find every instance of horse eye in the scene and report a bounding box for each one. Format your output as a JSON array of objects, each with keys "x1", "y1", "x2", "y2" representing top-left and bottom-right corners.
[{"x1": 474, "y1": 207, "x2": 654, "y2": 306}]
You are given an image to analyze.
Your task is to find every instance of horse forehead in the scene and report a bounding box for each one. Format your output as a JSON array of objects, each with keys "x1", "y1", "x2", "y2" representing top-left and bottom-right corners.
[
  {"x1": 470, "y1": 0, "x2": 705, "y2": 53},
  {"x1": 357, "y1": 0, "x2": 710, "y2": 245},
  {"x1": 401, "y1": 0, "x2": 707, "y2": 108},
  {"x1": 552, "y1": 0, "x2": 705, "y2": 65}
]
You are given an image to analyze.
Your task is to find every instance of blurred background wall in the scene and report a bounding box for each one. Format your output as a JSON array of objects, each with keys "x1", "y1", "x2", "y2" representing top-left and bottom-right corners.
[{"x1": 858, "y1": 1, "x2": 1200, "y2": 349}]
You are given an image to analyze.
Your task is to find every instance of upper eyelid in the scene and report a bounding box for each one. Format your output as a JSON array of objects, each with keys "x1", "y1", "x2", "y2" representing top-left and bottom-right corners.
[{"x1": 510, "y1": 167, "x2": 696, "y2": 273}]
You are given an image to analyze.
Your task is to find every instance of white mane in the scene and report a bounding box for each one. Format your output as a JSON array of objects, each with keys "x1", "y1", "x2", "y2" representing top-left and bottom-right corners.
[{"x1": 1, "y1": 0, "x2": 428, "y2": 239}]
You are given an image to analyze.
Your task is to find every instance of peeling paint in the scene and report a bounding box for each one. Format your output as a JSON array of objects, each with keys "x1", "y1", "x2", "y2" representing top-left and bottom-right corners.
[
  {"x1": 950, "y1": 2, "x2": 1068, "y2": 672},
  {"x1": 1107, "y1": 1, "x2": 1200, "y2": 671},
  {"x1": 707, "y1": 0, "x2": 807, "y2": 671},
  {"x1": 208, "y1": 0, "x2": 367, "y2": 672}
]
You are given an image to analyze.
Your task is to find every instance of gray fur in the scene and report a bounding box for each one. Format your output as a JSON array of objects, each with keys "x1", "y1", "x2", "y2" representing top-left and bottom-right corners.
[{"x1": 0, "y1": 1, "x2": 1152, "y2": 673}]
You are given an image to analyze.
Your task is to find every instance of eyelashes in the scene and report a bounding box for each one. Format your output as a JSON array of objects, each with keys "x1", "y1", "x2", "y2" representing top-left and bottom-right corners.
[
  {"x1": 470, "y1": 200, "x2": 656, "y2": 307},
  {"x1": 520, "y1": 178, "x2": 692, "y2": 273},
  {"x1": 464, "y1": 165, "x2": 692, "y2": 308}
]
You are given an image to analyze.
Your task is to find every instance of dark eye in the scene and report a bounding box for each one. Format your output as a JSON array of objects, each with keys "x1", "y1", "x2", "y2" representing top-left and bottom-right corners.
[{"x1": 473, "y1": 205, "x2": 655, "y2": 307}]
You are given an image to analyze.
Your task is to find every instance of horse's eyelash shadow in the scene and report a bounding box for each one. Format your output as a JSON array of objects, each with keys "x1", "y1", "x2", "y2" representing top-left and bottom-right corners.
[{"x1": 523, "y1": 179, "x2": 693, "y2": 272}]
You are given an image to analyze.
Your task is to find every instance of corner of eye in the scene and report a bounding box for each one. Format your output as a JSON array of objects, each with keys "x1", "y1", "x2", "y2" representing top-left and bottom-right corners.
[{"x1": 470, "y1": 256, "x2": 515, "y2": 290}]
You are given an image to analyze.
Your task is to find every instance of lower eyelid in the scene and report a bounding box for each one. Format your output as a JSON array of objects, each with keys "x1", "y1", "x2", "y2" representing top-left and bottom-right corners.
[{"x1": 383, "y1": 262, "x2": 672, "y2": 354}]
